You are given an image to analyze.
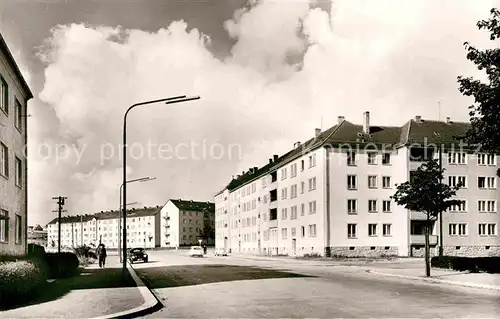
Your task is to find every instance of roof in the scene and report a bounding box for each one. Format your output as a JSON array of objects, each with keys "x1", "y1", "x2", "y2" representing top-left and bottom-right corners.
[
  {"x1": 0, "y1": 33, "x2": 33, "y2": 99},
  {"x1": 46, "y1": 206, "x2": 162, "y2": 225},
  {"x1": 217, "y1": 115, "x2": 473, "y2": 194},
  {"x1": 170, "y1": 200, "x2": 215, "y2": 213}
]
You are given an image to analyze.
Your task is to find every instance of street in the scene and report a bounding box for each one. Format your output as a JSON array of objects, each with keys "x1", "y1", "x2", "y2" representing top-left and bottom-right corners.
[{"x1": 132, "y1": 250, "x2": 500, "y2": 318}]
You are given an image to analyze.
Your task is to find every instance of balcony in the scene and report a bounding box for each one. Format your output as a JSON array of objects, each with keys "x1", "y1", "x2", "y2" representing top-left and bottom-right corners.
[
  {"x1": 410, "y1": 210, "x2": 429, "y2": 220},
  {"x1": 410, "y1": 234, "x2": 438, "y2": 246},
  {"x1": 165, "y1": 224, "x2": 170, "y2": 228},
  {"x1": 268, "y1": 219, "x2": 278, "y2": 229},
  {"x1": 269, "y1": 200, "x2": 278, "y2": 209},
  {"x1": 268, "y1": 180, "x2": 278, "y2": 190},
  {"x1": 163, "y1": 216, "x2": 170, "y2": 221}
]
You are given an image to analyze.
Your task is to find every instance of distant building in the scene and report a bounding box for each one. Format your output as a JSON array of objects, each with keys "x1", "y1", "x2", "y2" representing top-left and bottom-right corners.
[
  {"x1": 215, "y1": 112, "x2": 500, "y2": 257},
  {"x1": 46, "y1": 206, "x2": 161, "y2": 249},
  {"x1": 160, "y1": 199, "x2": 215, "y2": 247},
  {"x1": 27, "y1": 225, "x2": 48, "y2": 247},
  {"x1": 0, "y1": 33, "x2": 33, "y2": 256}
]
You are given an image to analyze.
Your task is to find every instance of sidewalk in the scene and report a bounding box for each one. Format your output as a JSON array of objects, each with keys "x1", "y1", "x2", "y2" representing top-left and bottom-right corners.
[
  {"x1": 367, "y1": 266, "x2": 500, "y2": 291},
  {"x1": 2, "y1": 256, "x2": 146, "y2": 318}
]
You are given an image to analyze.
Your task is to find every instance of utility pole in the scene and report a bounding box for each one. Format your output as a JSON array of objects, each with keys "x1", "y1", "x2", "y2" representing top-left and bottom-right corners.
[
  {"x1": 439, "y1": 141, "x2": 444, "y2": 256},
  {"x1": 52, "y1": 196, "x2": 67, "y2": 254},
  {"x1": 81, "y1": 215, "x2": 83, "y2": 246}
]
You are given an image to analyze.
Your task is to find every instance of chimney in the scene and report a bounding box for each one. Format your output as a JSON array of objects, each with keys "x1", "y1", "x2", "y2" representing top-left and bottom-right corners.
[
  {"x1": 269, "y1": 158, "x2": 272, "y2": 164},
  {"x1": 242, "y1": 171, "x2": 245, "y2": 175},
  {"x1": 363, "y1": 111, "x2": 370, "y2": 134},
  {"x1": 315, "y1": 128, "x2": 321, "y2": 137},
  {"x1": 273, "y1": 154, "x2": 278, "y2": 161},
  {"x1": 446, "y1": 116, "x2": 451, "y2": 124},
  {"x1": 415, "y1": 115, "x2": 421, "y2": 122},
  {"x1": 338, "y1": 116, "x2": 345, "y2": 124},
  {"x1": 253, "y1": 166, "x2": 258, "y2": 172}
]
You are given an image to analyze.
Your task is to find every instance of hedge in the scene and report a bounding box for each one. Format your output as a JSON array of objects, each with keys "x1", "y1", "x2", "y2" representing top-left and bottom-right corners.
[
  {"x1": 0, "y1": 260, "x2": 47, "y2": 308},
  {"x1": 431, "y1": 256, "x2": 500, "y2": 273},
  {"x1": 44, "y1": 252, "x2": 80, "y2": 278}
]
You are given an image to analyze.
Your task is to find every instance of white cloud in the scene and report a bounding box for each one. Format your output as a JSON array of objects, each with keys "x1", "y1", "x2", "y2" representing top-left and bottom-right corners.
[{"x1": 29, "y1": 0, "x2": 499, "y2": 225}]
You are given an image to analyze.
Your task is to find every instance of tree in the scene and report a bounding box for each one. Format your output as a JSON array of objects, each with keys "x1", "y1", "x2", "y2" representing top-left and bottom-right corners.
[
  {"x1": 198, "y1": 220, "x2": 215, "y2": 244},
  {"x1": 391, "y1": 159, "x2": 462, "y2": 277},
  {"x1": 458, "y1": 8, "x2": 500, "y2": 173}
]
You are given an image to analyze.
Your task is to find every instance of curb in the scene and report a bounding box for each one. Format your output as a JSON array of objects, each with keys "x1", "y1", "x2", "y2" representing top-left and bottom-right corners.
[
  {"x1": 91, "y1": 262, "x2": 163, "y2": 319},
  {"x1": 366, "y1": 269, "x2": 500, "y2": 292}
]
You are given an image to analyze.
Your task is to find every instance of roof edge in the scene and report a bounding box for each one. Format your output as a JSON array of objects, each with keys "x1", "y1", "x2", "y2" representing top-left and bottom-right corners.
[{"x1": 0, "y1": 33, "x2": 33, "y2": 99}]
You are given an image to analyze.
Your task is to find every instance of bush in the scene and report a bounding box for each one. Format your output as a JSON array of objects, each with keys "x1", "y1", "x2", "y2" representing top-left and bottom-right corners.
[
  {"x1": 44, "y1": 252, "x2": 80, "y2": 278},
  {"x1": 431, "y1": 256, "x2": 500, "y2": 273},
  {"x1": 28, "y1": 244, "x2": 46, "y2": 258},
  {"x1": 0, "y1": 260, "x2": 47, "y2": 308}
]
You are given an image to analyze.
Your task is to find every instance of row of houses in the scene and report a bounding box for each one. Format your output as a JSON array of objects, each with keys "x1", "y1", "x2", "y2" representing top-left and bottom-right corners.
[
  {"x1": 45, "y1": 199, "x2": 215, "y2": 250},
  {"x1": 214, "y1": 112, "x2": 500, "y2": 257}
]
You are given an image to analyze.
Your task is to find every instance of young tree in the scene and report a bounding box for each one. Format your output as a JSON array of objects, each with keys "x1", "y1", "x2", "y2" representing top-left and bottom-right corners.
[
  {"x1": 198, "y1": 220, "x2": 215, "y2": 244},
  {"x1": 458, "y1": 8, "x2": 500, "y2": 171},
  {"x1": 391, "y1": 159, "x2": 462, "y2": 277}
]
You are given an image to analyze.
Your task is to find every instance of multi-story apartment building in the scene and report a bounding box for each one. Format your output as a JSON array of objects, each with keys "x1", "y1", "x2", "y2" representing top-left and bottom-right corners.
[
  {"x1": 215, "y1": 112, "x2": 500, "y2": 257},
  {"x1": 27, "y1": 225, "x2": 48, "y2": 247},
  {"x1": 160, "y1": 199, "x2": 215, "y2": 247},
  {"x1": 46, "y1": 206, "x2": 161, "y2": 249},
  {"x1": 0, "y1": 34, "x2": 33, "y2": 256}
]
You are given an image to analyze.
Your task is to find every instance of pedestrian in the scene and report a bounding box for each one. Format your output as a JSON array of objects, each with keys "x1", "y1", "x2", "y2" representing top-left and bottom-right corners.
[
  {"x1": 203, "y1": 245, "x2": 207, "y2": 255},
  {"x1": 98, "y1": 244, "x2": 107, "y2": 268}
]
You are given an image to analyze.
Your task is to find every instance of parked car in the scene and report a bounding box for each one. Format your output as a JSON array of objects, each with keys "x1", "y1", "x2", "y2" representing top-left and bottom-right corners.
[
  {"x1": 214, "y1": 249, "x2": 228, "y2": 256},
  {"x1": 128, "y1": 247, "x2": 148, "y2": 263},
  {"x1": 189, "y1": 246, "x2": 204, "y2": 257}
]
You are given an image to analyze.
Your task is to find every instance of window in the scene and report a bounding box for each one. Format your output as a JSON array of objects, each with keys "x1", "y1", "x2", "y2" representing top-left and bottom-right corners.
[
  {"x1": 382, "y1": 153, "x2": 391, "y2": 165},
  {"x1": 308, "y1": 201, "x2": 317, "y2": 214},
  {"x1": 449, "y1": 200, "x2": 466, "y2": 212},
  {"x1": 382, "y1": 200, "x2": 391, "y2": 213},
  {"x1": 309, "y1": 154, "x2": 316, "y2": 167},
  {"x1": 347, "y1": 199, "x2": 357, "y2": 214},
  {"x1": 347, "y1": 175, "x2": 357, "y2": 190},
  {"x1": 488, "y1": 223, "x2": 497, "y2": 236},
  {"x1": 368, "y1": 224, "x2": 377, "y2": 236},
  {"x1": 0, "y1": 209, "x2": 8, "y2": 242},
  {"x1": 0, "y1": 143, "x2": 8, "y2": 177},
  {"x1": 347, "y1": 152, "x2": 356, "y2": 166},
  {"x1": 487, "y1": 177, "x2": 496, "y2": 189},
  {"x1": 347, "y1": 224, "x2": 357, "y2": 238},
  {"x1": 383, "y1": 224, "x2": 391, "y2": 236},
  {"x1": 479, "y1": 223, "x2": 497, "y2": 236},
  {"x1": 0, "y1": 76, "x2": 7, "y2": 114},
  {"x1": 281, "y1": 208, "x2": 287, "y2": 220},
  {"x1": 291, "y1": 184, "x2": 297, "y2": 198},
  {"x1": 458, "y1": 223, "x2": 467, "y2": 236},
  {"x1": 291, "y1": 163, "x2": 297, "y2": 177},
  {"x1": 291, "y1": 227, "x2": 296, "y2": 237},
  {"x1": 480, "y1": 176, "x2": 497, "y2": 189},
  {"x1": 368, "y1": 175, "x2": 377, "y2": 188},
  {"x1": 367, "y1": 152, "x2": 377, "y2": 164},
  {"x1": 308, "y1": 177, "x2": 316, "y2": 191},
  {"x1": 281, "y1": 188, "x2": 287, "y2": 199},
  {"x1": 15, "y1": 99, "x2": 22, "y2": 131},
  {"x1": 368, "y1": 200, "x2": 377, "y2": 212},
  {"x1": 281, "y1": 228, "x2": 287, "y2": 239},
  {"x1": 301, "y1": 181, "x2": 305, "y2": 194},
  {"x1": 15, "y1": 214, "x2": 22, "y2": 244},
  {"x1": 300, "y1": 160, "x2": 304, "y2": 171},
  {"x1": 478, "y1": 153, "x2": 496, "y2": 165},
  {"x1": 382, "y1": 176, "x2": 391, "y2": 188},
  {"x1": 449, "y1": 175, "x2": 466, "y2": 188},
  {"x1": 448, "y1": 152, "x2": 466, "y2": 164},
  {"x1": 291, "y1": 206, "x2": 298, "y2": 219},
  {"x1": 308, "y1": 224, "x2": 317, "y2": 237},
  {"x1": 281, "y1": 168, "x2": 287, "y2": 180},
  {"x1": 449, "y1": 223, "x2": 457, "y2": 235},
  {"x1": 478, "y1": 200, "x2": 496, "y2": 213},
  {"x1": 15, "y1": 157, "x2": 22, "y2": 187},
  {"x1": 300, "y1": 226, "x2": 305, "y2": 237},
  {"x1": 478, "y1": 177, "x2": 486, "y2": 189}
]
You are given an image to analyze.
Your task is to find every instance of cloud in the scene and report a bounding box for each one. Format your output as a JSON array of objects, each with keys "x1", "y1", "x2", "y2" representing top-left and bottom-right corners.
[{"x1": 29, "y1": 0, "x2": 499, "y2": 225}]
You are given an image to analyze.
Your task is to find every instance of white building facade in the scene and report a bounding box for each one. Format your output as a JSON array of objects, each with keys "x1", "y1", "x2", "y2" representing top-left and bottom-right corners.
[{"x1": 215, "y1": 112, "x2": 500, "y2": 257}]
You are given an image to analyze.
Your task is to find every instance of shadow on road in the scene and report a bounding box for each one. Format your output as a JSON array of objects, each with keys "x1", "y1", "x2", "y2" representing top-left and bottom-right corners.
[
  {"x1": 1, "y1": 267, "x2": 136, "y2": 311},
  {"x1": 136, "y1": 264, "x2": 315, "y2": 289}
]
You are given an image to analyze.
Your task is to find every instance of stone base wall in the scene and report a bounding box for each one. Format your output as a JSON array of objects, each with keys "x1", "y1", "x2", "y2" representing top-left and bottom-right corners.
[
  {"x1": 410, "y1": 246, "x2": 438, "y2": 257},
  {"x1": 327, "y1": 246, "x2": 399, "y2": 258},
  {"x1": 442, "y1": 245, "x2": 500, "y2": 257}
]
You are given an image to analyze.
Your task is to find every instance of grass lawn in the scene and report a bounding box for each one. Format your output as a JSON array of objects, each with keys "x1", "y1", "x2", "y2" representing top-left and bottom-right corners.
[
  {"x1": 2, "y1": 267, "x2": 137, "y2": 310},
  {"x1": 136, "y1": 264, "x2": 313, "y2": 289}
]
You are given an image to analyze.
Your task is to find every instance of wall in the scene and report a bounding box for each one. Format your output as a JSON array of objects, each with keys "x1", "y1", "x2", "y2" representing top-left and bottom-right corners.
[{"x1": 160, "y1": 201, "x2": 180, "y2": 247}]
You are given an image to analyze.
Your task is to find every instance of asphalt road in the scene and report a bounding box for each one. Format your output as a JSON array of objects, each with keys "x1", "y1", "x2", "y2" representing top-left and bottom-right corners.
[{"x1": 133, "y1": 250, "x2": 500, "y2": 318}]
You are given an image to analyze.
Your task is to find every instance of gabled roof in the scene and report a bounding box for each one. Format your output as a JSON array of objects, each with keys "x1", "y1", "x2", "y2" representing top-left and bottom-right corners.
[
  {"x1": 226, "y1": 162, "x2": 273, "y2": 192},
  {"x1": 404, "y1": 119, "x2": 471, "y2": 147},
  {"x1": 46, "y1": 206, "x2": 162, "y2": 225},
  {"x1": 47, "y1": 214, "x2": 95, "y2": 225},
  {"x1": 0, "y1": 33, "x2": 33, "y2": 99},
  {"x1": 170, "y1": 200, "x2": 215, "y2": 213},
  {"x1": 322, "y1": 121, "x2": 402, "y2": 148}
]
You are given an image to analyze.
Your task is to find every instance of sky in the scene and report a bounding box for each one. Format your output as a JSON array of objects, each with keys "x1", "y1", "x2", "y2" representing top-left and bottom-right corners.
[{"x1": 0, "y1": 0, "x2": 498, "y2": 226}]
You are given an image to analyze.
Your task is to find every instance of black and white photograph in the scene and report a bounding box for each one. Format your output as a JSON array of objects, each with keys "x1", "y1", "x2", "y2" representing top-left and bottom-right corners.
[{"x1": 0, "y1": 0, "x2": 499, "y2": 318}]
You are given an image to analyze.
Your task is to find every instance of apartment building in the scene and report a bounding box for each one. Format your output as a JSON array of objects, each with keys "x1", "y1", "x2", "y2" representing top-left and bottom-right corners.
[
  {"x1": 0, "y1": 34, "x2": 33, "y2": 256},
  {"x1": 46, "y1": 206, "x2": 161, "y2": 249},
  {"x1": 27, "y1": 225, "x2": 48, "y2": 247},
  {"x1": 160, "y1": 199, "x2": 215, "y2": 247},
  {"x1": 215, "y1": 112, "x2": 499, "y2": 257}
]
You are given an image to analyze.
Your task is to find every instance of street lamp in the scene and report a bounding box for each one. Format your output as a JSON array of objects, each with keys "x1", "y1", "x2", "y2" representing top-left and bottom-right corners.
[
  {"x1": 122, "y1": 95, "x2": 200, "y2": 276},
  {"x1": 118, "y1": 177, "x2": 155, "y2": 262}
]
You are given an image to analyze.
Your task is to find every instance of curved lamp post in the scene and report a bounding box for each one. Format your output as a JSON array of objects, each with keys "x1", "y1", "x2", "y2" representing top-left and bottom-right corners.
[
  {"x1": 118, "y1": 176, "x2": 156, "y2": 262},
  {"x1": 122, "y1": 95, "x2": 200, "y2": 276}
]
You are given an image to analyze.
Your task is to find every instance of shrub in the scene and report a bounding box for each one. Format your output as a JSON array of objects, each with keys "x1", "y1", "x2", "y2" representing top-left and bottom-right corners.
[
  {"x1": 0, "y1": 260, "x2": 47, "y2": 308},
  {"x1": 44, "y1": 252, "x2": 80, "y2": 278},
  {"x1": 431, "y1": 256, "x2": 500, "y2": 274},
  {"x1": 28, "y1": 244, "x2": 46, "y2": 258}
]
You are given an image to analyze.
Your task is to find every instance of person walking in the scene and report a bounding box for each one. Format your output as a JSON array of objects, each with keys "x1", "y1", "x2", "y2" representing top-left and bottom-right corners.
[{"x1": 97, "y1": 244, "x2": 107, "y2": 268}]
